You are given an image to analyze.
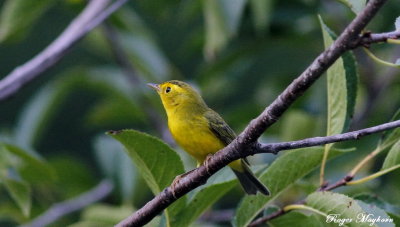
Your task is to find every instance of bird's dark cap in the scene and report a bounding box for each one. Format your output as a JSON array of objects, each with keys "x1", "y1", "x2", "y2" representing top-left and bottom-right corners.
[{"x1": 147, "y1": 83, "x2": 160, "y2": 92}]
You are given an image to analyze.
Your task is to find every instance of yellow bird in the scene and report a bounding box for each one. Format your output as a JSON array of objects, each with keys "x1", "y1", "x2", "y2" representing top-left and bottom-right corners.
[{"x1": 148, "y1": 80, "x2": 270, "y2": 195}]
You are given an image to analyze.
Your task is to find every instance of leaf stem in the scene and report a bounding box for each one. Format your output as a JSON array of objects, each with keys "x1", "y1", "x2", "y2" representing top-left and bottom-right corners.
[
  {"x1": 363, "y1": 47, "x2": 400, "y2": 68},
  {"x1": 348, "y1": 141, "x2": 395, "y2": 177},
  {"x1": 347, "y1": 164, "x2": 400, "y2": 185},
  {"x1": 336, "y1": 0, "x2": 353, "y2": 10},
  {"x1": 348, "y1": 147, "x2": 381, "y2": 177},
  {"x1": 283, "y1": 204, "x2": 328, "y2": 217},
  {"x1": 387, "y1": 39, "x2": 400, "y2": 44},
  {"x1": 320, "y1": 145, "x2": 331, "y2": 186}
]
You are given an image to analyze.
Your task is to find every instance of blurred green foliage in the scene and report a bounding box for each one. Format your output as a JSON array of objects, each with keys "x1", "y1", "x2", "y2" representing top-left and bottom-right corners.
[{"x1": 0, "y1": 0, "x2": 400, "y2": 226}]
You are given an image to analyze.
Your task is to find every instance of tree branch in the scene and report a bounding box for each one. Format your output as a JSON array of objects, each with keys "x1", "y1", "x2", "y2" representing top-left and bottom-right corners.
[
  {"x1": 115, "y1": 1, "x2": 391, "y2": 226},
  {"x1": 115, "y1": 0, "x2": 390, "y2": 226},
  {"x1": 249, "y1": 120, "x2": 400, "y2": 226},
  {"x1": 256, "y1": 120, "x2": 400, "y2": 154},
  {"x1": 116, "y1": 120, "x2": 400, "y2": 227},
  {"x1": 248, "y1": 208, "x2": 287, "y2": 227},
  {"x1": 248, "y1": 144, "x2": 399, "y2": 226},
  {"x1": 21, "y1": 180, "x2": 113, "y2": 227},
  {"x1": 0, "y1": 0, "x2": 129, "y2": 101},
  {"x1": 359, "y1": 30, "x2": 400, "y2": 46}
]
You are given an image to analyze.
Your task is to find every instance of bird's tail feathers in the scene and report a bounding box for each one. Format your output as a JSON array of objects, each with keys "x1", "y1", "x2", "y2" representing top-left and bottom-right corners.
[{"x1": 232, "y1": 161, "x2": 270, "y2": 196}]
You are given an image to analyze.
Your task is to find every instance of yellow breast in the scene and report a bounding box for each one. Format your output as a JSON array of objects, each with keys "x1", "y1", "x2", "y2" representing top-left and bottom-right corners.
[{"x1": 168, "y1": 114, "x2": 225, "y2": 163}]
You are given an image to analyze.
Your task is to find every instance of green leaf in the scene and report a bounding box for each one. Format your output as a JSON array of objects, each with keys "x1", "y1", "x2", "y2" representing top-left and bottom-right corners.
[
  {"x1": 0, "y1": 0, "x2": 55, "y2": 42},
  {"x1": 172, "y1": 167, "x2": 237, "y2": 227},
  {"x1": 119, "y1": 32, "x2": 172, "y2": 82},
  {"x1": 110, "y1": 8, "x2": 172, "y2": 81},
  {"x1": 320, "y1": 16, "x2": 358, "y2": 137},
  {"x1": 93, "y1": 135, "x2": 137, "y2": 203},
  {"x1": 269, "y1": 211, "x2": 325, "y2": 227},
  {"x1": 263, "y1": 205, "x2": 281, "y2": 216},
  {"x1": 354, "y1": 193, "x2": 400, "y2": 221},
  {"x1": 233, "y1": 147, "x2": 348, "y2": 227},
  {"x1": 78, "y1": 204, "x2": 134, "y2": 225},
  {"x1": 0, "y1": 143, "x2": 56, "y2": 182},
  {"x1": 203, "y1": 0, "x2": 247, "y2": 59},
  {"x1": 280, "y1": 110, "x2": 318, "y2": 141},
  {"x1": 1, "y1": 178, "x2": 31, "y2": 217},
  {"x1": 337, "y1": 0, "x2": 366, "y2": 14},
  {"x1": 49, "y1": 156, "x2": 96, "y2": 198},
  {"x1": 306, "y1": 192, "x2": 394, "y2": 227},
  {"x1": 68, "y1": 221, "x2": 111, "y2": 227},
  {"x1": 357, "y1": 200, "x2": 395, "y2": 227},
  {"x1": 388, "y1": 213, "x2": 400, "y2": 226},
  {"x1": 108, "y1": 129, "x2": 186, "y2": 223},
  {"x1": 0, "y1": 145, "x2": 14, "y2": 171},
  {"x1": 379, "y1": 109, "x2": 400, "y2": 148},
  {"x1": 14, "y1": 84, "x2": 61, "y2": 151},
  {"x1": 15, "y1": 67, "x2": 143, "y2": 148},
  {"x1": 108, "y1": 129, "x2": 184, "y2": 194},
  {"x1": 71, "y1": 215, "x2": 161, "y2": 227},
  {"x1": 382, "y1": 140, "x2": 400, "y2": 170},
  {"x1": 307, "y1": 191, "x2": 366, "y2": 227},
  {"x1": 86, "y1": 97, "x2": 146, "y2": 128},
  {"x1": 353, "y1": 193, "x2": 388, "y2": 209},
  {"x1": 0, "y1": 201, "x2": 27, "y2": 224},
  {"x1": 249, "y1": 0, "x2": 273, "y2": 34},
  {"x1": 396, "y1": 16, "x2": 400, "y2": 31}
]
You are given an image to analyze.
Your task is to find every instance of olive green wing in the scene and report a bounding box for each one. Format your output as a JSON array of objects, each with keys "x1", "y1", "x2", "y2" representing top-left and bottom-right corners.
[
  {"x1": 204, "y1": 109, "x2": 236, "y2": 145},
  {"x1": 205, "y1": 109, "x2": 250, "y2": 165}
]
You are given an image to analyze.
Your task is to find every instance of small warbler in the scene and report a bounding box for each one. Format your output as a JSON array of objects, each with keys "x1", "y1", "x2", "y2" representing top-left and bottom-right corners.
[{"x1": 148, "y1": 80, "x2": 269, "y2": 195}]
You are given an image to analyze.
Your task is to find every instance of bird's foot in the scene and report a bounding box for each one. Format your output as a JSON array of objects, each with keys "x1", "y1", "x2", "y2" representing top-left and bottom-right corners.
[
  {"x1": 170, "y1": 169, "x2": 195, "y2": 198},
  {"x1": 204, "y1": 154, "x2": 214, "y2": 175}
]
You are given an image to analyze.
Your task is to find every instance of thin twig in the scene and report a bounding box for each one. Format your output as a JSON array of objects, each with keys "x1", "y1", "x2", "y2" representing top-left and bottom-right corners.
[
  {"x1": 115, "y1": 1, "x2": 389, "y2": 226},
  {"x1": 21, "y1": 180, "x2": 113, "y2": 227},
  {"x1": 256, "y1": 120, "x2": 400, "y2": 154},
  {"x1": 199, "y1": 209, "x2": 235, "y2": 223},
  {"x1": 347, "y1": 164, "x2": 400, "y2": 185},
  {"x1": 352, "y1": 46, "x2": 400, "y2": 129},
  {"x1": 359, "y1": 30, "x2": 400, "y2": 46},
  {"x1": 248, "y1": 209, "x2": 286, "y2": 227},
  {"x1": 0, "y1": 0, "x2": 129, "y2": 101}
]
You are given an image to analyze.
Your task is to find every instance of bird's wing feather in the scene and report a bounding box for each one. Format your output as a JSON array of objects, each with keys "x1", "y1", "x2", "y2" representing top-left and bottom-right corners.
[
  {"x1": 204, "y1": 109, "x2": 236, "y2": 145},
  {"x1": 204, "y1": 110, "x2": 251, "y2": 165}
]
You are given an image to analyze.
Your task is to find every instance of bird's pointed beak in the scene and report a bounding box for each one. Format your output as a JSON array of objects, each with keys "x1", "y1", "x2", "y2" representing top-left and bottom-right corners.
[{"x1": 147, "y1": 83, "x2": 160, "y2": 92}]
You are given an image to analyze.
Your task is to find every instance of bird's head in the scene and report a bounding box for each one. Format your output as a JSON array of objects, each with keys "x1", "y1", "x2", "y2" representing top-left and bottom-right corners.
[{"x1": 147, "y1": 80, "x2": 206, "y2": 111}]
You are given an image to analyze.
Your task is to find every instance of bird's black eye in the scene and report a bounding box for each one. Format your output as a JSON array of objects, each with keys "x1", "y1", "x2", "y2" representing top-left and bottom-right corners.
[{"x1": 165, "y1": 87, "x2": 171, "y2": 93}]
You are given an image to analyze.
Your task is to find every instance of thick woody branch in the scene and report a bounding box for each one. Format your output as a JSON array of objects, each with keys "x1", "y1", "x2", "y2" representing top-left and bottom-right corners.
[
  {"x1": 0, "y1": 0, "x2": 129, "y2": 101},
  {"x1": 116, "y1": 0, "x2": 389, "y2": 226},
  {"x1": 117, "y1": 120, "x2": 400, "y2": 227},
  {"x1": 235, "y1": 0, "x2": 388, "y2": 147}
]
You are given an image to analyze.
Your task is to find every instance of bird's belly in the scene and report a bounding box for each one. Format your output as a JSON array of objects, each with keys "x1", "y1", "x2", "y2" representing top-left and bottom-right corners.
[{"x1": 169, "y1": 119, "x2": 225, "y2": 163}]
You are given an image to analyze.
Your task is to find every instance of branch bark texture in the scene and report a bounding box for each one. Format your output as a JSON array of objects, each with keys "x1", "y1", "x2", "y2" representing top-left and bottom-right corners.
[
  {"x1": 0, "y1": 0, "x2": 129, "y2": 101},
  {"x1": 118, "y1": 120, "x2": 400, "y2": 227},
  {"x1": 116, "y1": 0, "x2": 390, "y2": 226}
]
